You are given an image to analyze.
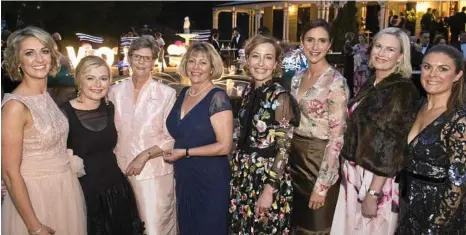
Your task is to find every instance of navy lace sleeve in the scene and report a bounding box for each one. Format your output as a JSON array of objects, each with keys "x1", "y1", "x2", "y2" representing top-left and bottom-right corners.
[
  {"x1": 433, "y1": 109, "x2": 466, "y2": 231},
  {"x1": 209, "y1": 89, "x2": 232, "y2": 117}
]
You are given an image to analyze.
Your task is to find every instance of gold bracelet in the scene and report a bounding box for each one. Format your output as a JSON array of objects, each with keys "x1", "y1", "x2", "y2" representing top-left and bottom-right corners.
[{"x1": 29, "y1": 224, "x2": 43, "y2": 235}]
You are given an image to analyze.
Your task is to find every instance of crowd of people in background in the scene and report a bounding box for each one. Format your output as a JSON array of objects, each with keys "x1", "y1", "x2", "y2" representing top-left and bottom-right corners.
[{"x1": 1, "y1": 14, "x2": 466, "y2": 235}]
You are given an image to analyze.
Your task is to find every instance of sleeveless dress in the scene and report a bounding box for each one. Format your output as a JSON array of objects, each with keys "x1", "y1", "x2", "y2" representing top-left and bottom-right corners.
[
  {"x1": 60, "y1": 101, "x2": 144, "y2": 235},
  {"x1": 1, "y1": 92, "x2": 86, "y2": 235},
  {"x1": 166, "y1": 87, "x2": 232, "y2": 235}
]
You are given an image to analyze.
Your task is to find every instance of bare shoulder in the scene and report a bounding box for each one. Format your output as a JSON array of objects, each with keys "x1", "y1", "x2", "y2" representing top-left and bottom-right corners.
[{"x1": 2, "y1": 99, "x2": 29, "y2": 125}]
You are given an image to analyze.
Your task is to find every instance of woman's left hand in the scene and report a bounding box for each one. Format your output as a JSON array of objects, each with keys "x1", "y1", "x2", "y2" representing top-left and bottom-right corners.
[
  {"x1": 163, "y1": 149, "x2": 186, "y2": 163},
  {"x1": 361, "y1": 195, "x2": 378, "y2": 218},
  {"x1": 308, "y1": 191, "x2": 326, "y2": 210},
  {"x1": 255, "y1": 185, "x2": 274, "y2": 217}
]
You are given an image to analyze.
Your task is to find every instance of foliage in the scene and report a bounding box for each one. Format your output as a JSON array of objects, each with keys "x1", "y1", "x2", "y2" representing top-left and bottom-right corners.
[
  {"x1": 329, "y1": 1, "x2": 357, "y2": 52},
  {"x1": 406, "y1": 8, "x2": 417, "y2": 22}
]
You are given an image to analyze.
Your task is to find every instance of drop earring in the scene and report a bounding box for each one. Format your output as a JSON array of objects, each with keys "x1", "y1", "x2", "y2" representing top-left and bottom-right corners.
[{"x1": 77, "y1": 89, "x2": 83, "y2": 103}]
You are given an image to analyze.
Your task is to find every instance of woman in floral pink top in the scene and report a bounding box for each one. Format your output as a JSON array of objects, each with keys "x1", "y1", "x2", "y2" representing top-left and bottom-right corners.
[{"x1": 289, "y1": 19, "x2": 349, "y2": 234}]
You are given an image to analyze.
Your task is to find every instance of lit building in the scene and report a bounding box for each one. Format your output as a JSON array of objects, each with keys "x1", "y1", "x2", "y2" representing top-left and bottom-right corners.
[{"x1": 213, "y1": 1, "x2": 466, "y2": 42}]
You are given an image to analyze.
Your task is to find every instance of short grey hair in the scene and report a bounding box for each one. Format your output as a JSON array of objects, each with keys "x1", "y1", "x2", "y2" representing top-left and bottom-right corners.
[{"x1": 128, "y1": 35, "x2": 160, "y2": 61}]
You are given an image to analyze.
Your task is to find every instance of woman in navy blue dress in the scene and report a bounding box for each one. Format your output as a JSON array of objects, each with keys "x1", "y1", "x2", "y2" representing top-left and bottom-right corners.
[{"x1": 165, "y1": 42, "x2": 233, "y2": 235}]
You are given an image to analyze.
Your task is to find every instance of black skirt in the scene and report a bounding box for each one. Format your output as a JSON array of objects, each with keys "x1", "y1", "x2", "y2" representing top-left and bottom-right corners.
[{"x1": 85, "y1": 175, "x2": 145, "y2": 235}]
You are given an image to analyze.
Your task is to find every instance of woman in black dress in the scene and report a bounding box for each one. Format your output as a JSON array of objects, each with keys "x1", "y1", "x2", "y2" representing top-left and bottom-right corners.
[
  {"x1": 229, "y1": 35, "x2": 300, "y2": 234},
  {"x1": 397, "y1": 45, "x2": 466, "y2": 234},
  {"x1": 60, "y1": 56, "x2": 144, "y2": 235}
]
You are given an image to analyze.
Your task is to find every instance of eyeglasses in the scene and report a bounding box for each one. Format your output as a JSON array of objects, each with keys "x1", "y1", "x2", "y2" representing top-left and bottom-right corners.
[{"x1": 131, "y1": 54, "x2": 153, "y2": 62}]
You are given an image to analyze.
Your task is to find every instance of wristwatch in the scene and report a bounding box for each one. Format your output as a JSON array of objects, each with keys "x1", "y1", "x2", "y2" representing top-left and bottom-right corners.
[
  {"x1": 185, "y1": 148, "x2": 190, "y2": 158},
  {"x1": 367, "y1": 189, "x2": 382, "y2": 198}
]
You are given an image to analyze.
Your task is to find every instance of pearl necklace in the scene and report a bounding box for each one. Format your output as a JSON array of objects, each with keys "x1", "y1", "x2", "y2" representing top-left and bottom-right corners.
[{"x1": 188, "y1": 83, "x2": 212, "y2": 97}]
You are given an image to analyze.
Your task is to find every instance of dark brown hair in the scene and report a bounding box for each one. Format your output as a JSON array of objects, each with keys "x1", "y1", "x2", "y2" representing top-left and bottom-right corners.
[
  {"x1": 424, "y1": 44, "x2": 465, "y2": 114},
  {"x1": 300, "y1": 19, "x2": 331, "y2": 42}
]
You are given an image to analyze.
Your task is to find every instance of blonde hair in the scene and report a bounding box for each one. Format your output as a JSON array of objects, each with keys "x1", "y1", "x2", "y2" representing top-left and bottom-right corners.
[
  {"x1": 369, "y1": 27, "x2": 412, "y2": 78},
  {"x1": 243, "y1": 35, "x2": 283, "y2": 78},
  {"x1": 177, "y1": 42, "x2": 224, "y2": 80},
  {"x1": 74, "y1": 56, "x2": 112, "y2": 89},
  {"x1": 3, "y1": 26, "x2": 61, "y2": 81}
]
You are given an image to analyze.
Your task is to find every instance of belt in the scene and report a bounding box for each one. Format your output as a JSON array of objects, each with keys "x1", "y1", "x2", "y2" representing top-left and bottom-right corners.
[{"x1": 397, "y1": 170, "x2": 448, "y2": 197}]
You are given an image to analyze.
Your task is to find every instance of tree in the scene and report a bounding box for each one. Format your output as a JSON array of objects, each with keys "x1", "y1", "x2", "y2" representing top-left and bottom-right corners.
[{"x1": 330, "y1": 1, "x2": 357, "y2": 52}]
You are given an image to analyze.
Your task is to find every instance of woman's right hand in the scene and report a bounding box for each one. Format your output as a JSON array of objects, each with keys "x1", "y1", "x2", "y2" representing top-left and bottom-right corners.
[
  {"x1": 30, "y1": 224, "x2": 55, "y2": 235},
  {"x1": 39, "y1": 224, "x2": 55, "y2": 235},
  {"x1": 126, "y1": 153, "x2": 149, "y2": 176},
  {"x1": 1, "y1": 180, "x2": 7, "y2": 199}
]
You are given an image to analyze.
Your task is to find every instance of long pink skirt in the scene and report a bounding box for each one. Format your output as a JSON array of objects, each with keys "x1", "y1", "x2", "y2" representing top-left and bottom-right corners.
[
  {"x1": 330, "y1": 160, "x2": 399, "y2": 235},
  {"x1": 2, "y1": 169, "x2": 87, "y2": 235}
]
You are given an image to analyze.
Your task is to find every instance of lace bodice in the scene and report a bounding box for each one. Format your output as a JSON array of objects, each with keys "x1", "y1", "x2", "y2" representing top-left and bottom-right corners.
[{"x1": 2, "y1": 92, "x2": 70, "y2": 176}]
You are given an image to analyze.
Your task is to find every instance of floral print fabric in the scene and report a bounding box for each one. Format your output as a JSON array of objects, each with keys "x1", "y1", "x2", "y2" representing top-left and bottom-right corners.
[
  {"x1": 229, "y1": 81, "x2": 299, "y2": 234},
  {"x1": 290, "y1": 68, "x2": 349, "y2": 196}
]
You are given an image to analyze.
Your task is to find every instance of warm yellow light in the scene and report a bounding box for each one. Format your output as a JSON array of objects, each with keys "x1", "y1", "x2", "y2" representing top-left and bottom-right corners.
[
  {"x1": 167, "y1": 44, "x2": 186, "y2": 55},
  {"x1": 416, "y1": 2, "x2": 429, "y2": 13},
  {"x1": 66, "y1": 45, "x2": 118, "y2": 68},
  {"x1": 289, "y1": 5, "x2": 297, "y2": 13}
]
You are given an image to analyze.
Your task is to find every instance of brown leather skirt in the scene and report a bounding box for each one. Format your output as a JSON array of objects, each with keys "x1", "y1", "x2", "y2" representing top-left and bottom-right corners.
[{"x1": 289, "y1": 134, "x2": 339, "y2": 235}]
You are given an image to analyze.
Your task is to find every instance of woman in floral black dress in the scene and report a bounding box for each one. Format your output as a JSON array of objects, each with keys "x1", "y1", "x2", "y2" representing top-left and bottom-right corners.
[
  {"x1": 229, "y1": 35, "x2": 300, "y2": 234},
  {"x1": 397, "y1": 45, "x2": 466, "y2": 234}
]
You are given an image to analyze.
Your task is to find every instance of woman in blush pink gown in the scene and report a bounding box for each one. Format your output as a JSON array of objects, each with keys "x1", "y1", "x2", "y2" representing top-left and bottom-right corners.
[{"x1": 2, "y1": 27, "x2": 86, "y2": 235}]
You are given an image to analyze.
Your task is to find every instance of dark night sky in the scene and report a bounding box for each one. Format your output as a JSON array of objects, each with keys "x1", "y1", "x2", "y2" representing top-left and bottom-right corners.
[{"x1": 1, "y1": 1, "x2": 229, "y2": 48}]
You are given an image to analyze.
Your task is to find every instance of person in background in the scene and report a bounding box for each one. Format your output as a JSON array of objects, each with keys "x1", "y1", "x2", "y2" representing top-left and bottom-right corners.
[
  {"x1": 343, "y1": 32, "x2": 355, "y2": 98},
  {"x1": 389, "y1": 15, "x2": 400, "y2": 27},
  {"x1": 155, "y1": 32, "x2": 166, "y2": 71},
  {"x1": 2, "y1": 26, "x2": 86, "y2": 235},
  {"x1": 210, "y1": 32, "x2": 221, "y2": 52},
  {"x1": 353, "y1": 34, "x2": 369, "y2": 95},
  {"x1": 331, "y1": 27, "x2": 420, "y2": 235},
  {"x1": 396, "y1": 44, "x2": 466, "y2": 235},
  {"x1": 449, "y1": 7, "x2": 466, "y2": 44},
  {"x1": 433, "y1": 34, "x2": 447, "y2": 45},
  {"x1": 451, "y1": 31, "x2": 466, "y2": 59},
  {"x1": 258, "y1": 26, "x2": 272, "y2": 37},
  {"x1": 109, "y1": 35, "x2": 177, "y2": 235},
  {"x1": 419, "y1": 30, "x2": 433, "y2": 55},
  {"x1": 429, "y1": 9, "x2": 439, "y2": 43},
  {"x1": 437, "y1": 12, "x2": 449, "y2": 42},
  {"x1": 230, "y1": 27, "x2": 245, "y2": 50},
  {"x1": 1, "y1": 29, "x2": 19, "y2": 95},
  {"x1": 230, "y1": 27, "x2": 245, "y2": 59},
  {"x1": 421, "y1": 8, "x2": 434, "y2": 31}
]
